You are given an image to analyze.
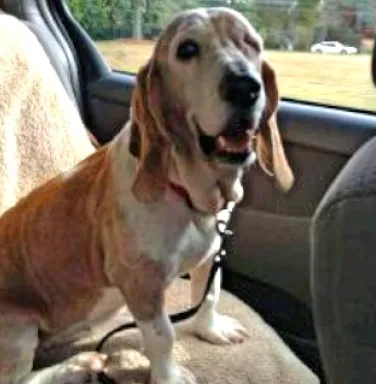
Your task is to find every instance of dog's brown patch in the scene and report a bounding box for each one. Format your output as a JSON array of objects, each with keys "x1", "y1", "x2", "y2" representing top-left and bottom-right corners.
[{"x1": 0, "y1": 147, "x2": 114, "y2": 332}]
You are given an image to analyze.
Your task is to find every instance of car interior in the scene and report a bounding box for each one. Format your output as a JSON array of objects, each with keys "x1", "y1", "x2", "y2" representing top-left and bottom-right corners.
[{"x1": 0, "y1": 0, "x2": 376, "y2": 383}]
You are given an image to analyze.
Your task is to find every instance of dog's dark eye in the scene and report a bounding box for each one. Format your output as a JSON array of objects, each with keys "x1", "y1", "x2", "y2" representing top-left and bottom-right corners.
[
  {"x1": 176, "y1": 40, "x2": 200, "y2": 61},
  {"x1": 244, "y1": 35, "x2": 260, "y2": 52}
]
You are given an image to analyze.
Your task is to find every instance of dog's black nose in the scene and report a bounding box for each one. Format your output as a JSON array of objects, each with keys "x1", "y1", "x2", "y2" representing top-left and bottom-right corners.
[{"x1": 220, "y1": 69, "x2": 261, "y2": 109}]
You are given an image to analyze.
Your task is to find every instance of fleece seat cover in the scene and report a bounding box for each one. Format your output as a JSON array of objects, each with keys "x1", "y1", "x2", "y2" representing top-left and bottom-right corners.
[
  {"x1": 36, "y1": 280, "x2": 320, "y2": 384},
  {"x1": 0, "y1": 12, "x2": 319, "y2": 384},
  {"x1": 0, "y1": 13, "x2": 95, "y2": 215}
]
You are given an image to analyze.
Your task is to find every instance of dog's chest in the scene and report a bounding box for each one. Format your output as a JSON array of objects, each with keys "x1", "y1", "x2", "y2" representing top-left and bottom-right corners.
[{"x1": 125, "y1": 193, "x2": 222, "y2": 280}]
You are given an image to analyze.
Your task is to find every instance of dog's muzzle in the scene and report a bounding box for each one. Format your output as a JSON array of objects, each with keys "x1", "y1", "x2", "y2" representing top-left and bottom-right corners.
[
  {"x1": 197, "y1": 114, "x2": 257, "y2": 165},
  {"x1": 196, "y1": 64, "x2": 262, "y2": 165}
]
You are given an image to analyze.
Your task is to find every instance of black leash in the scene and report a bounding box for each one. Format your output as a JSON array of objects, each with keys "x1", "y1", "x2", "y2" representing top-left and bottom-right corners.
[{"x1": 96, "y1": 208, "x2": 234, "y2": 384}]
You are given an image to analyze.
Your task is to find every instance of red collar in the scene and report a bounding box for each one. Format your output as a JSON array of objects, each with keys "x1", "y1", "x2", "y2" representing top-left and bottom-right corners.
[{"x1": 168, "y1": 182, "x2": 193, "y2": 208}]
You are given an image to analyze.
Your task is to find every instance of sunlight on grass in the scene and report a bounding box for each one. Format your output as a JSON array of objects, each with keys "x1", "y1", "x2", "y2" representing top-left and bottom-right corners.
[{"x1": 96, "y1": 39, "x2": 376, "y2": 112}]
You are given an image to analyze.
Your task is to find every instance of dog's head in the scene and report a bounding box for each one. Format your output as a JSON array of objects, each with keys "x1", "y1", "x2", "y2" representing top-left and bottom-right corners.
[{"x1": 131, "y1": 7, "x2": 294, "y2": 213}]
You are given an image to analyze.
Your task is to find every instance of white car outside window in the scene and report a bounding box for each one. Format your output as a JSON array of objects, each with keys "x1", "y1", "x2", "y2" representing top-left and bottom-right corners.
[{"x1": 310, "y1": 41, "x2": 358, "y2": 54}]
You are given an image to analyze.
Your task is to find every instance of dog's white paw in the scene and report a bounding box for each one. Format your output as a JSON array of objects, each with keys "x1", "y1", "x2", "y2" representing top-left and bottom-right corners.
[
  {"x1": 150, "y1": 364, "x2": 197, "y2": 384},
  {"x1": 193, "y1": 312, "x2": 249, "y2": 345},
  {"x1": 53, "y1": 352, "x2": 107, "y2": 384}
]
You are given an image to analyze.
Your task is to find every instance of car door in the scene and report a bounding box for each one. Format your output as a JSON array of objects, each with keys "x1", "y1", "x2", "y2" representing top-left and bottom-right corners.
[
  {"x1": 323, "y1": 42, "x2": 331, "y2": 52},
  {"x1": 326, "y1": 42, "x2": 336, "y2": 53},
  {"x1": 4, "y1": 0, "x2": 375, "y2": 381},
  {"x1": 331, "y1": 42, "x2": 339, "y2": 53}
]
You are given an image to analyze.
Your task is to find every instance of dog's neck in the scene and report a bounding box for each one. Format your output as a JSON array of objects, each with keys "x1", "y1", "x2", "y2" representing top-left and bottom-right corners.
[
  {"x1": 127, "y1": 121, "x2": 246, "y2": 214},
  {"x1": 128, "y1": 122, "x2": 193, "y2": 208}
]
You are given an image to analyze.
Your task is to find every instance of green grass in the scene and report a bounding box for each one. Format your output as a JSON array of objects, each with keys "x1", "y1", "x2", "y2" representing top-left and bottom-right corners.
[{"x1": 96, "y1": 39, "x2": 376, "y2": 112}]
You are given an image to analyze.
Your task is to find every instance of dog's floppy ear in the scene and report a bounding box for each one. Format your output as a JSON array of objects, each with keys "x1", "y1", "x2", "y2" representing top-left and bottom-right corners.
[
  {"x1": 131, "y1": 59, "x2": 172, "y2": 203},
  {"x1": 255, "y1": 59, "x2": 294, "y2": 193}
]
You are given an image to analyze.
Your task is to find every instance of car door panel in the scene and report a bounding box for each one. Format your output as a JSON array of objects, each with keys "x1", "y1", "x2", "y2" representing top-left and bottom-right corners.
[{"x1": 230, "y1": 102, "x2": 376, "y2": 305}]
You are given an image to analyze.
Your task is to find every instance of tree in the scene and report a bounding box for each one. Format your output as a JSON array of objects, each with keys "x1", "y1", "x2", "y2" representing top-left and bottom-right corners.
[
  {"x1": 253, "y1": 1, "x2": 294, "y2": 49},
  {"x1": 66, "y1": 0, "x2": 132, "y2": 38},
  {"x1": 293, "y1": 0, "x2": 321, "y2": 49},
  {"x1": 132, "y1": 0, "x2": 144, "y2": 39},
  {"x1": 253, "y1": 0, "x2": 321, "y2": 50},
  {"x1": 66, "y1": 0, "x2": 324, "y2": 47},
  {"x1": 146, "y1": 0, "x2": 201, "y2": 34},
  {"x1": 67, "y1": 0, "x2": 108, "y2": 33}
]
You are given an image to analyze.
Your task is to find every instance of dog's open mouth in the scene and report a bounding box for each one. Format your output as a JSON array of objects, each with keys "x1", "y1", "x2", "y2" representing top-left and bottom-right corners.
[{"x1": 197, "y1": 116, "x2": 255, "y2": 164}]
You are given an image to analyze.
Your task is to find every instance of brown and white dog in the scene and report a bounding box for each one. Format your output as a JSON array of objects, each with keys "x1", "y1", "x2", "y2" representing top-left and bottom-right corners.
[{"x1": 0, "y1": 7, "x2": 294, "y2": 384}]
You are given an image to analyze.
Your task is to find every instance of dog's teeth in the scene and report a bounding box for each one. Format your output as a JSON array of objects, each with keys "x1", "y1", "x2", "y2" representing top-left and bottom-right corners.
[
  {"x1": 217, "y1": 135, "x2": 251, "y2": 153},
  {"x1": 217, "y1": 136, "x2": 228, "y2": 151},
  {"x1": 226, "y1": 148, "x2": 243, "y2": 153}
]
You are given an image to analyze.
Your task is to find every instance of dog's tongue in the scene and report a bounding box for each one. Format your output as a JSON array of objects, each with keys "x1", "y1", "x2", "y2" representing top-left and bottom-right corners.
[{"x1": 217, "y1": 132, "x2": 252, "y2": 152}]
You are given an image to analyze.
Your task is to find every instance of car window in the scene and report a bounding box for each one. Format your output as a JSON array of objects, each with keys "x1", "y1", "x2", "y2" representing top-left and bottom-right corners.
[{"x1": 65, "y1": 0, "x2": 376, "y2": 112}]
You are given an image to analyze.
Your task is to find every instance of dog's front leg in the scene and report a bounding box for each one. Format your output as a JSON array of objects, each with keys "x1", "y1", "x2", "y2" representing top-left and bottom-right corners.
[
  {"x1": 119, "y1": 262, "x2": 196, "y2": 384},
  {"x1": 137, "y1": 309, "x2": 196, "y2": 384},
  {"x1": 189, "y1": 257, "x2": 248, "y2": 344}
]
